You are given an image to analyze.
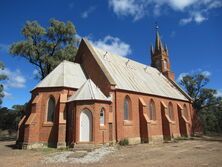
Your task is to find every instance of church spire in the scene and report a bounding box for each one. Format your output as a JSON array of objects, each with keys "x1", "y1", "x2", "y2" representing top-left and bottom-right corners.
[
  {"x1": 155, "y1": 27, "x2": 164, "y2": 51},
  {"x1": 150, "y1": 24, "x2": 175, "y2": 80}
]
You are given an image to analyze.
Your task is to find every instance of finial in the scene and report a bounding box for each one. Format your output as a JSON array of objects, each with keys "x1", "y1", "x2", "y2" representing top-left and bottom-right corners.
[{"x1": 155, "y1": 22, "x2": 159, "y2": 32}]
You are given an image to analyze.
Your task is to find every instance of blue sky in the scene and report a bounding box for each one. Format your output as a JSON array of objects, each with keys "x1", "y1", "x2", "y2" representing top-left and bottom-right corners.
[{"x1": 0, "y1": 0, "x2": 222, "y2": 108}]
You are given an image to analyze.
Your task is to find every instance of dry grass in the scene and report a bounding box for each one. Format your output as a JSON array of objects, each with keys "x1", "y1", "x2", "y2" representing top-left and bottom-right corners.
[{"x1": 0, "y1": 137, "x2": 222, "y2": 167}]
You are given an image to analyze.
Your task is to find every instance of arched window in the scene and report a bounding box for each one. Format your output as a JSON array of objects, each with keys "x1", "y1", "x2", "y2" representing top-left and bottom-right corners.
[
  {"x1": 168, "y1": 102, "x2": 174, "y2": 121},
  {"x1": 100, "y1": 108, "x2": 105, "y2": 126},
  {"x1": 124, "y1": 96, "x2": 131, "y2": 120},
  {"x1": 47, "y1": 96, "x2": 56, "y2": 122},
  {"x1": 183, "y1": 104, "x2": 189, "y2": 120},
  {"x1": 163, "y1": 60, "x2": 167, "y2": 70},
  {"x1": 149, "y1": 100, "x2": 156, "y2": 120}
]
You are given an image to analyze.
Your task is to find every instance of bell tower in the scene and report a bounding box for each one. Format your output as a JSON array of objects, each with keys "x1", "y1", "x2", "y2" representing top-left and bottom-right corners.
[{"x1": 150, "y1": 25, "x2": 175, "y2": 80}]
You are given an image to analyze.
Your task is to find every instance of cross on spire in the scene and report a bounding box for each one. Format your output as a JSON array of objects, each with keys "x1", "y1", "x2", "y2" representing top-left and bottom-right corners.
[{"x1": 155, "y1": 22, "x2": 159, "y2": 32}]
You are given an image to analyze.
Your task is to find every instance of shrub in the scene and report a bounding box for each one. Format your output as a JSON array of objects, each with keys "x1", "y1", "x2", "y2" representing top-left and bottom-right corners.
[{"x1": 119, "y1": 138, "x2": 129, "y2": 146}]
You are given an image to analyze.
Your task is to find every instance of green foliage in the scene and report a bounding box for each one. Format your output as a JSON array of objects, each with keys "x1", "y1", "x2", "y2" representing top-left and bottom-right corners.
[
  {"x1": 0, "y1": 104, "x2": 26, "y2": 130},
  {"x1": 119, "y1": 138, "x2": 129, "y2": 146},
  {"x1": 10, "y1": 19, "x2": 79, "y2": 80},
  {"x1": 180, "y1": 72, "x2": 222, "y2": 134},
  {"x1": 180, "y1": 73, "x2": 218, "y2": 111},
  {"x1": 0, "y1": 61, "x2": 7, "y2": 106}
]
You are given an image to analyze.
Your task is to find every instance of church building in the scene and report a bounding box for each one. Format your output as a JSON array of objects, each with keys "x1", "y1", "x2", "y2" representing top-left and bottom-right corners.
[{"x1": 17, "y1": 30, "x2": 195, "y2": 149}]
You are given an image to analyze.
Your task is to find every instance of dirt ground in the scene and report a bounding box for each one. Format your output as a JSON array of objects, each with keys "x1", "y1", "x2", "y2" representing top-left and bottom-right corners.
[{"x1": 0, "y1": 137, "x2": 222, "y2": 167}]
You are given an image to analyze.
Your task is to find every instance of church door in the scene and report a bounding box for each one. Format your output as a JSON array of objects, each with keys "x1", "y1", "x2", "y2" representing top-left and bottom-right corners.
[{"x1": 80, "y1": 109, "x2": 92, "y2": 142}]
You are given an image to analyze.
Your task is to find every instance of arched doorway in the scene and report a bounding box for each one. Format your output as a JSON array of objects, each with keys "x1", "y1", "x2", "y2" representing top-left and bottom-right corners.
[{"x1": 80, "y1": 109, "x2": 92, "y2": 142}]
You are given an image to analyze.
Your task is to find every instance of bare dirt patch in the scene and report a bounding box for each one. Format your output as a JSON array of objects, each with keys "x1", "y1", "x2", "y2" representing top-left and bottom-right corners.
[{"x1": 0, "y1": 138, "x2": 222, "y2": 167}]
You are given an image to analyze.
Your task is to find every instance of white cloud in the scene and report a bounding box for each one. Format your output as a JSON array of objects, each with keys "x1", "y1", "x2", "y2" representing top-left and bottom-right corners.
[
  {"x1": 81, "y1": 6, "x2": 96, "y2": 18},
  {"x1": 168, "y1": 0, "x2": 199, "y2": 10},
  {"x1": 0, "y1": 68, "x2": 26, "y2": 88},
  {"x1": 180, "y1": 17, "x2": 193, "y2": 25},
  {"x1": 108, "y1": 0, "x2": 222, "y2": 24},
  {"x1": 216, "y1": 89, "x2": 222, "y2": 97},
  {"x1": 90, "y1": 35, "x2": 132, "y2": 57},
  {"x1": 180, "y1": 12, "x2": 207, "y2": 25},
  {"x1": 201, "y1": 70, "x2": 211, "y2": 77},
  {"x1": 177, "y1": 70, "x2": 211, "y2": 81},
  {"x1": 193, "y1": 12, "x2": 207, "y2": 23},
  {"x1": 32, "y1": 69, "x2": 41, "y2": 79},
  {"x1": 207, "y1": 0, "x2": 222, "y2": 9},
  {"x1": 109, "y1": 0, "x2": 145, "y2": 21},
  {"x1": 3, "y1": 91, "x2": 13, "y2": 99},
  {"x1": 177, "y1": 72, "x2": 189, "y2": 82},
  {"x1": 32, "y1": 69, "x2": 38, "y2": 76}
]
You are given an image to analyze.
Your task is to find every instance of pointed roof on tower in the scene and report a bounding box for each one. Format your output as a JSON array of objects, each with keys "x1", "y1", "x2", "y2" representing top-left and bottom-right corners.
[
  {"x1": 155, "y1": 25, "x2": 164, "y2": 51},
  {"x1": 68, "y1": 79, "x2": 111, "y2": 102},
  {"x1": 33, "y1": 60, "x2": 87, "y2": 90}
]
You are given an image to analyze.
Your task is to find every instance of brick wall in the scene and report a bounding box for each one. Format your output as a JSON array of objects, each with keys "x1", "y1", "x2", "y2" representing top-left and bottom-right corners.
[
  {"x1": 114, "y1": 89, "x2": 193, "y2": 142},
  {"x1": 20, "y1": 87, "x2": 76, "y2": 147},
  {"x1": 69, "y1": 100, "x2": 111, "y2": 144}
]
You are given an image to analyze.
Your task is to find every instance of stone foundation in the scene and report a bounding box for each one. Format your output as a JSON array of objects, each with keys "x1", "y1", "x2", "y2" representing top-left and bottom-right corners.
[
  {"x1": 149, "y1": 135, "x2": 164, "y2": 143},
  {"x1": 128, "y1": 137, "x2": 141, "y2": 145},
  {"x1": 57, "y1": 142, "x2": 67, "y2": 149}
]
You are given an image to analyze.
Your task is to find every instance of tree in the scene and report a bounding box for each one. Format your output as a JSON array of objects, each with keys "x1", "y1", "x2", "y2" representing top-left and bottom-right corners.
[
  {"x1": 180, "y1": 73, "x2": 218, "y2": 112},
  {"x1": 10, "y1": 19, "x2": 79, "y2": 80},
  {"x1": 180, "y1": 72, "x2": 222, "y2": 134},
  {"x1": 0, "y1": 61, "x2": 7, "y2": 107},
  {"x1": 0, "y1": 104, "x2": 26, "y2": 131}
]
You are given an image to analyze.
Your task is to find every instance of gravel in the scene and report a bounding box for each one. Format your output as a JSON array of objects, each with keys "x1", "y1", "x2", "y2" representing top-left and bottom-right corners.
[{"x1": 42, "y1": 146, "x2": 116, "y2": 164}]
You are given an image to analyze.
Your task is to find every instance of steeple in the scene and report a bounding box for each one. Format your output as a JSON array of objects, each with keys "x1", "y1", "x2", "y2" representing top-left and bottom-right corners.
[
  {"x1": 155, "y1": 27, "x2": 164, "y2": 52},
  {"x1": 150, "y1": 24, "x2": 175, "y2": 80}
]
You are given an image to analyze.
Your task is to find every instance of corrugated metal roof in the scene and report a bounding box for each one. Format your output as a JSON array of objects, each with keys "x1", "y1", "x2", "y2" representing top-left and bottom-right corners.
[
  {"x1": 68, "y1": 79, "x2": 111, "y2": 102},
  {"x1": 34, "y1": 60, "x2": 87, "y2": 89},
  {"x1": 89, "y1": 42, "x2": 188, "y2": 101}
]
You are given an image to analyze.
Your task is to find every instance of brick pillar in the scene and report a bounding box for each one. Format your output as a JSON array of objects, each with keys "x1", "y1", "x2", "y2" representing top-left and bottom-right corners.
[
  {"x1": 185, "y1": 122, "x2": 190, "y2": 137},
  {"x1": 23, "y1": 95, "x2": 42, "y2": 149},
  {"x1": 147, "y1": 123, "x2": 152, "y2": 143},
  {"x1": 57, "y1": 93, "x2": 67, "y2": 148}
]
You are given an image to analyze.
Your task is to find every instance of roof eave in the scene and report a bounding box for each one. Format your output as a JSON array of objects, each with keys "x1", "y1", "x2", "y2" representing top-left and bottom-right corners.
[
  {"x1": 67, "y1": 99, "x2": 112, "y2": 103},
  {"x1": 168, "y1": 79, "x2": 193, "y2": 102}
]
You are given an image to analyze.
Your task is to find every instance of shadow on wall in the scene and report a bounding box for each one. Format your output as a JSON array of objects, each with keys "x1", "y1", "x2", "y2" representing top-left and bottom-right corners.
[{"x1": 47, "y1": 100, "x2": 59, "y2": 148}]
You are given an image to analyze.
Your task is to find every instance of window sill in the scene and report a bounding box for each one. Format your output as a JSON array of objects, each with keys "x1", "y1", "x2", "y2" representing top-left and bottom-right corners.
[
  {"x1": 123, "y1": 120, "x2": 133, "y2": 126},
  {"x1": 43, "y1": 122, "x2": 54, "y2": 127}
]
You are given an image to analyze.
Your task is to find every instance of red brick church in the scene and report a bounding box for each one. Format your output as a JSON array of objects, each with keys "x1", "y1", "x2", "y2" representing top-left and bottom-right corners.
[{"x1": 17, "y1": 30, "x2": 195, "y2": 149}]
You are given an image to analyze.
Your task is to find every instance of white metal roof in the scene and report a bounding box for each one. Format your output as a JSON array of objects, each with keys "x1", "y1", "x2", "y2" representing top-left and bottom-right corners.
[
  {"x1": 89, "y1": 42, "x2": 189, "y2": 101},
  {"x1": 68, "y1": 79, "x2": 111, "y2": 102},
  {"x1": 34, "y1": 60, "x2": 87, "y2": 89}
]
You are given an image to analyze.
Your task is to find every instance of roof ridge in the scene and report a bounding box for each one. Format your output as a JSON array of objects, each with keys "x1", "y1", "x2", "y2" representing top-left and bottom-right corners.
[
  {"x1": 67, "y1": 79, "x2": 110, "y2": 102},
  {"x1": 88, "y1": 79, "x2": 95, "y2": 99},
  {"x1": 32, "y1": 60, "x2": 87, "y2": 91}
]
